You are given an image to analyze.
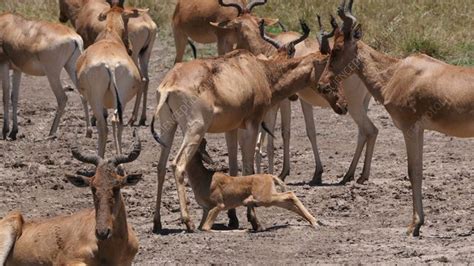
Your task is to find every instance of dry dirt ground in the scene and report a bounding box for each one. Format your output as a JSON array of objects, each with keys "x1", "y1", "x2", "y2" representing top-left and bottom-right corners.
[{"x1": 0, "y1": 35, "x2": 473, "y2": 265}]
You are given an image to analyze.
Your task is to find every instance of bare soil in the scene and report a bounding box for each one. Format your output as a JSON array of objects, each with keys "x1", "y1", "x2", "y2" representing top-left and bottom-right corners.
[{"x1": 0, "y1": 35, "x2": 472, "y2": 265}]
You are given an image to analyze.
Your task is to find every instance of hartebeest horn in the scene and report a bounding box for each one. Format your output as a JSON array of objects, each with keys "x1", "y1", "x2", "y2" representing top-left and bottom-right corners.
[
  {"x1": 259, "y1": 19, "x2": 281, "y2": 49},
  {"x1": 218, "y1": 0, "x2": 243, "y2": 16},
  {"x1": 288, "y1": 19, "x2": 310, "y2": 47},
  {"x1": 317, "y1": 15, "x2": 338, "y2": 55},
  {"x1": 247, "y1": 0, "x2": 267, "y2": 12},
  {"x1": 338, "y1": 0, "x2": 357, "y2": 36},
  {"x1": 71, "y1": 134, "x2": 102, "y2": 166},
  {"x1": 109, "y1": 129, "x2": 141, "y2": 166}
]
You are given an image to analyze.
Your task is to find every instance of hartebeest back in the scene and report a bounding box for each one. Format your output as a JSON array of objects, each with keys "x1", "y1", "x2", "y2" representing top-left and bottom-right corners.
[
  {"x1": 76, "y1": 4, "x2": 146, "y2": 157},
  {"x1": 318, "y1": 0, "x2": 474, "y2": 236},
  {"x1": 0, "y1": 12, "x2": 86, "y2": 140},
  {"x1": 59, "y1": 0, "x2": 157, "y2": 126},
  {"x1": 150, "y1": 20, "x2": 347, "y2": 233},
  {"x1": 0, "y1": 131, "x2": 142, "y2": 265}
]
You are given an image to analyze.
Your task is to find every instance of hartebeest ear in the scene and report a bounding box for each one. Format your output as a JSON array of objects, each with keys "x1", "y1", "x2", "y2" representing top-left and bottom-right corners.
[
  {"x1": 122, "y1": 174, "x2": 143, "y2": 186},
  {"x1": 353, "y1": 24, "x2": 363, "y2": 40},
  {"x1": 122, "y1": 8, "x2": 149, "y2": 19},
  {"x1": 66, "y1": 174, "x2": 91, "y2": 188}
]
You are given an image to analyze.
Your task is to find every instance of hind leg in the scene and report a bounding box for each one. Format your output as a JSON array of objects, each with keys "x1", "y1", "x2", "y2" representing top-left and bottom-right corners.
[
  {"x1": 225, "y1": 129, "x2": 239, "y2": 229},
  {"x1": 268, "y1": 192, "x2": 317, "y2": 227},
  {"x1": 138, "y1": 45, "x2": 153, "y2": 126},
  {"x1": 1, "y1": 63, "x2": 11, "y2": 140},
  {"x1": 173, "y1": 28, "x2": 188, "y2": 64},
  {"x1": 9, "y1": 70, "x2": 21, "y2": 140}
]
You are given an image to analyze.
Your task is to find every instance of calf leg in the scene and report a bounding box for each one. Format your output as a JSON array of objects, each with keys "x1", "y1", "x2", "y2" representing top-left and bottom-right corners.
[
  {"x1": 1, "y1": 64, "x2": 10, "y2": 140},
  {"x1": 269, "y1": 192, "x2": 317, "y2": 227},
  {"x1": 201, "y1": 206, "x2": 223, "y2": 231},
  {"x1": 225, "y1": 129, "x2": 239, "y2": 229}
]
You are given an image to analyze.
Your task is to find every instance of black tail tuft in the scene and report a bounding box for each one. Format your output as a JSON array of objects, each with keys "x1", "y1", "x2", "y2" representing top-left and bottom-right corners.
[
  {"x1": 261, "y1": 122, "x2": 275, "y2": 138},
  {"x1": 188, "y1": 39, "x2": 197, "y2": 59},
  {"x1": 150, "y1": 117, "x2": 167, "y2": 147}
]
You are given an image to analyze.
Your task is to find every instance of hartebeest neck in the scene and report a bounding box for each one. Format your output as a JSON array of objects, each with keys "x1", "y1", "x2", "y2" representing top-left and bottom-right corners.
[
  {"x1": 186, "y1": 155, "x2": 213, "y2": 189},
  {"x1": 95, "y1": 12, "x2": 128, "y2": 49},
  {"x1": 237, "y1": 30, "x2": 278, "y2": 58},
  {"x1": 266, "y1": 54, "x2": 327, "y2": 105},
  {"x1": 354, "y1": 41, "x2": 400, "y2": 104}
]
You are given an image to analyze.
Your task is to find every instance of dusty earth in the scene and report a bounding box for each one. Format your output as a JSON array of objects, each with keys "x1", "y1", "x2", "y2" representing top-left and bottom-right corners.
[{"x1": 0, "y1": 34, "x2": 473, "y2": 265}]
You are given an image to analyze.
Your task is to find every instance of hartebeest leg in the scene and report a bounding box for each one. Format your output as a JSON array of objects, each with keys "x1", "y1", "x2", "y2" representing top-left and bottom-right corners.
[
  {"x1": 266, "y1": 192, "x2": 317, "y2": 227},
  {"x1": 341, "y1": 91, "x2": 378, "y2": 184},
  {"x1": 300, "y1": 100, "x2": 324, "y2": 185},
  {"x1": 402, "y1": 126, "x2": 425, "y2": 237},
  {"x1": 198, "y1": 208, "x2": 209, "y2": 230},
  {"x1": 153, "y1": 112, "x2": 178, "y2": 234},
  {"x1": 1, "y1": 63, "x2": 10, "y2": 140},
  {"x1": 225, "y1": 129, "x2": 239, "y2": 229},
  {"x1": 239, "y1": 121, "x2": 263, "y2": 231},
  {"x1": 9, "y1": 70, "x2": 21, "y2": 140},
  {"x1": 90, "y1": 100, "x2": 108, "y2": 158},
  {"x1": 173, "y1": 28, "x2": 188, "y2": 64},
  {"x1": 279, "y1": 99, "x2": 291, "y2": 180},
  {"x1": 259, "y1": 105, "x2": 279, "y2": 174},
  {"x1": 43, "y1": 67, "x2": 68, "y2": 137}
]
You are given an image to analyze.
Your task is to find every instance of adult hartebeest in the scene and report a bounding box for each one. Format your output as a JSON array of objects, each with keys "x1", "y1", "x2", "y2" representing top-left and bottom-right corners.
[
  {"x1": 211, "y1": 3, "x2": 377, "y2": 185},
  {"x1": 0, "y1": 12, "x2": 86, "y2": 140},
  {"x1": 76, "y1": 3, "x2": 146, "y2": 157},
  {"x1": 0, "y1": 131, "x2": 142, "y2": 265},
  {"x1": 172, "y1": 0, "x2": 278, "y2": 63},
  {"x1": 318, "y1": 0, "x2": 474, "y2": 236},
  {"x1": 150, "y1": 20, "x2": 347, "y2": 233},
  {"x1": 59, "y1": 0, "x2": 157, "y2": 126}
]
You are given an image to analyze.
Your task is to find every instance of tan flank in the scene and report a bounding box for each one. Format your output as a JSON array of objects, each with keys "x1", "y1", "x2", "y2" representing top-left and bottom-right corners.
[
  {"x1": 0, "y1": 12, "x2": 86, "y2": 140},
  {"x1": 76, "y1": 4, "x2": 146, "y2": 158},
  {"x1": 150, "y1": 21, "x2": 347, "y2": 233},
  {"x1": 319, "y1": 0, "x2": 474, "y2": 237},
  {"x1": 0, "y1": 132, "x2": 142, "y2": 265},
  {"x1": 59, "y1": 0, "x2": 157, "y2": 125}
]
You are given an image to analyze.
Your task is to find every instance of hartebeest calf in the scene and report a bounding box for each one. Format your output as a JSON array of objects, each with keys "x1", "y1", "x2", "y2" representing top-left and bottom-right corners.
[
  {"x1": 0, "y1": 131, "x2": 142, "y2": 265},
  {"x1": 172, "y1": 0, "x2": 278, "y2": 63},
  {"x1": 0, "y1": 12, "x2": 86, "y2": 140},
  {"x1": 151, "y1": 20, "x2": 347, "y2": 233},
  {"x1": 184, "y1": 139, "x2": 318, "y2": 231},
  {"x1": 59, "y1": 0, "x2": 157, "y2": 126},
  {"x1": 319, "y1": 0, "x2": 474, "y2": 236},
  {"x1": 76, "y1": 4, "x2": 146, "y2": 157},
  {"x1": 212, "y1": 5, "x2": 376, "y2": 184}
]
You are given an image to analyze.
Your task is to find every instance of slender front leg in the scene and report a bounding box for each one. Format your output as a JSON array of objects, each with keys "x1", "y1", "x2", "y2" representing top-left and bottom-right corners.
[
  {"x1": 153, "y1": 116, "x2": 177, "y2": 234},
  {"x1": 263, "y1": 105, "x2": 279, "y2": 174},
  {"x1": 402, "y1": 126, "x2": 424, "y2": 237},
  {"x1": 279, "y1": 99, "x2": 291, "y2": 180},
  {"x1": 1, "y1": 63, "x2": 10, "y2": 140},
  {"x1": 225, "y1": 129, "x2": 239, "y2": 229},
  {"x1": 300, "y1": 100, "x2": 324, "y2": 185},
  {"x1": 44, "y1": 70, "x2": 68, "y2": 137},
  {"x1": 9, "y1": 70, "x2": 21, "y2": 140}
]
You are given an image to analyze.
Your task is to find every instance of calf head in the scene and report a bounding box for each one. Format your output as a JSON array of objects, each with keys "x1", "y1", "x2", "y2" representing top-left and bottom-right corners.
[{"x1": 66, "y1": 130, "x2": 142, "y2": 241}]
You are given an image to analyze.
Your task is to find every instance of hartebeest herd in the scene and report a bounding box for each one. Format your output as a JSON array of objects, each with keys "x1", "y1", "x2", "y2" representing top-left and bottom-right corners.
[{"x1": 0, "y1": 0, "x2": 472, "y2": 264}]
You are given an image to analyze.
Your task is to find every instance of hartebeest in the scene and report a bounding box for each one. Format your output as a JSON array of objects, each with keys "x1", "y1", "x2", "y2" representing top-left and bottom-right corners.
[
  {"x1": 59, "y1": 0, "x2": 157, "y2": 126},
  {"x1": 76, "y1": 4, "x2": 146, "y2": 157},
  {"x1": 0, "y1": 131, "x2": 142, "y2": 265},
  {"x1": 150, "y1": 20, "x2": 347, "y2": 233},
  {"x1": 186, "y1": 139, "x2": 318, "y2": 231},
  {"x1": 211, "y1": 5, "x2": 377, "y2": 184},
  {"x1": 318, "y1": 0, "x2": 474, "y2": 236},
  {"x1": 0, "y1": 12, "x2": 86, "y2": 140},
  {"x1": 172, "y1": 0, "x2": 278, "y2": 63}
]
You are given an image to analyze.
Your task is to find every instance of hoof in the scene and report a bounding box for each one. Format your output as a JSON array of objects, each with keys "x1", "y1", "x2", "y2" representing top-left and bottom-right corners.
[
  {"x1": 339, "y1": 175, "x2": 354, "y2": 185},
  {"x1": 252, "y1": 224, "x2": 265, "y2": 232},
  {"x1": 138, "y1": 118, "x2": 147, "y2": 127},
  {"x1": 8, "y1": 131, "x2": 17, "y2": 141},
  {"x1": 91, "y1": 117, "x2": 97, "y2": 127},
  {"x1": 2, "y1": 129, "x2": 9, "y2": 140},
  {"x1": 278, "y1": 169, "x2": 290, "y2": 181},
  {"x1": 86, "y1": 129, "x2": 93, "y2": 139},
  {"x1": 228, "y1": 218, "x2": 239, "y2": 230},
  {"x1": 407, "y1": 223, "x2": 422, "y2": 237},
  {"x1": 356, "y1": 177, "x2": 368, "y2": 184},
  {"x1": 185, "y1": 222, "x2": 196, "y2": 233},
  {"x1": 152, "y1": 223, "x2": 162, "y2": 234},
  {"x1": 309, "y1": 177, "x2": 322, "y2": 186}
]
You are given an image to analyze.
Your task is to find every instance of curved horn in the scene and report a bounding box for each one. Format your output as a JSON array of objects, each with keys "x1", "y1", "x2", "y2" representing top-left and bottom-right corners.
[
  {"x1": 106, "y1": 0, "x2": 125, "y2": 8},
  {"x1": 71, "y1": 133, "x2": 101, "y2": 166},
  {"x1": 318, "y1": 15, "x2": 337, "y2": 55},
  {"x1": 288, "y1": 19, "x2": 311, "y2": 47},
  {"x1": 259, "y1": 19, "x2": 281, "y2": 49},
  {"x1": 247, "y1": 0, "x2": 267, "y2": 12},
  {"x1": 338, "y1": 0, "x2": 357, "y2": 35},
  {"x1": 109, "y1": 129, "x2": 141, "y2": 166},
  {"x1": 218, "y1": 0, "x2": 243, "y2": 16}
]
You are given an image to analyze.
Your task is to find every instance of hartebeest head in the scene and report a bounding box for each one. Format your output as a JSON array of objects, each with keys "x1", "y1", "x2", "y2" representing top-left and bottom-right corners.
[
  {"x1": 96, "y1": 2, "x2": 148, "y2": 54},
  {"x1": 319, "y1": 0, "x2": 363, "y2": 95},
  {"x1": 66, "y1": 130, "x2": 142, "y2": 241}
]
